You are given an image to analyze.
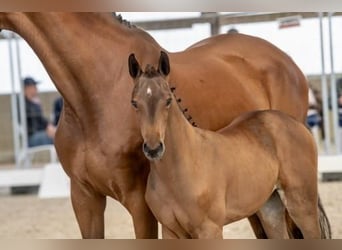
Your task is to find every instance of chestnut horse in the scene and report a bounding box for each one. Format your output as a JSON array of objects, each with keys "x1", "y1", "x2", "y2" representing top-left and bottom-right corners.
[
  {"x1": 129, "y1": 51, "x2": 329, "y2": 239},
  {"x1": 0, "y1": 13, "x2": 316, "y2": 238}
]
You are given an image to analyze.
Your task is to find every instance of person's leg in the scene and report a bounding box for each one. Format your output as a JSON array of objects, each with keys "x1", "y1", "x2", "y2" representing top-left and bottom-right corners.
[{"x1": 28, "y1": 131, "x2": 53, "y2": 147}]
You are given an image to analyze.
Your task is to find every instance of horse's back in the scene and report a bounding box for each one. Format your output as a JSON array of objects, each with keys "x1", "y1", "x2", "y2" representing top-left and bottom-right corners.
[
  {"x1": 223, "y1": 110, "x2": 316, "y2": 169},
  {"x1": 259, "y1": 110, "x2": 315, "y2": 153},
  {"x1": 168, "y1": 33, "x2": 308, "y2": 130},
  {"x1": 261, "y1": 110, "x2": 317, "y2": 173}
]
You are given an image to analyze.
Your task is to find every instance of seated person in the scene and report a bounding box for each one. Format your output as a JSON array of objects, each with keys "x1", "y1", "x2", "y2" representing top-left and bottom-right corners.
[{"x1": 23, "y1": 77, "x2": 56, "y2": 147}]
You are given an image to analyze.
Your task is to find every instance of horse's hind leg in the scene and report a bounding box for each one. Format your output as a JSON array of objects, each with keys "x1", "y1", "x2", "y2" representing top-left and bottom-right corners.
[
  {"x1": 282, "y1": 186, "x2": 321, "y2": 239},
  {"x1": 247, "y1": 214, "x2": 268, "y2": 238},
  {"x1": 253, "y1": 190, "x2": 289, "y2": 239},
  {"x1": 249, "y1": 190, "x2": 303, "y2": 239}
]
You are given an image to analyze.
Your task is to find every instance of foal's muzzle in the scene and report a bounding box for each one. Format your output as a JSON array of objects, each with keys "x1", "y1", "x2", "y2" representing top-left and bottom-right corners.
[{"x1": 143, "y1": 142, "x2": 165, "y2": 161}]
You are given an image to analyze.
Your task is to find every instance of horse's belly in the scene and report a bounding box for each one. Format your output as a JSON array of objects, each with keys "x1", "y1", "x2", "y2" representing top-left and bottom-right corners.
[{"x1": 224, "y1": 171, "x2": 278, "y2": 224}]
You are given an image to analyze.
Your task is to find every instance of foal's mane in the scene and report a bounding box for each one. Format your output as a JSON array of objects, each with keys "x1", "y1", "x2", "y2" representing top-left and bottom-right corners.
[{"x1": 140, "y1": 65, "x2": 198, "y2": 127}]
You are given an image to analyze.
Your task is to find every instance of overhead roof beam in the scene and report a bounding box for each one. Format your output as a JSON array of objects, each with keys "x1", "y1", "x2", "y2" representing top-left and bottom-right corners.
[{"x1": 133, "y1": 12, "x2": 342, "y2": 31}]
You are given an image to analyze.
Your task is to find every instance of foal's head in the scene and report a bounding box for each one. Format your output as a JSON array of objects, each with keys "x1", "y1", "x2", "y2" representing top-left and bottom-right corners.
[{"x1": 128, "y1": 51, "x2": 171, "y2": 161}]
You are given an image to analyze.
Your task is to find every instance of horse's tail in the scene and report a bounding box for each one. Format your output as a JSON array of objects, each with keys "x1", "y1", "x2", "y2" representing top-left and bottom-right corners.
[
  {"x1": 318, "y1": 195, "x2": 332, "y2": 239},
  {"x1": 286, "y1": 195, "x2": 331, "y2": 239}
]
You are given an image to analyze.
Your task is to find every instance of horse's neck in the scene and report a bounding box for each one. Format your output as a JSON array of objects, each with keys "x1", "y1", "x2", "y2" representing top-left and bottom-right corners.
[
  {"x1": 2, "y1": 14, "x2": 113, "y2": 101},
  {"x1": 1, "y1": 13, "x2": 161, "y2": 131}
]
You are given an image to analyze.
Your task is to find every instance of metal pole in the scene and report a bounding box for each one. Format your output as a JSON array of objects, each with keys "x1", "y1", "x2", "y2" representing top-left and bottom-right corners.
[
  {"x1": 15, "y1": 35, "x2": 29, "y2": 168},
  {"x1": 210, "y1": 16, "x2": 220, "y2": 36},
  {"x1": 319, "y1": 12, "x2": 331, "y2": 153},
  {"x1": 328, "y1": 12, "x2": 340, "y2": 153},
  {"x1": 8, "y1": 33, "x2": 20, "y2": 168}
]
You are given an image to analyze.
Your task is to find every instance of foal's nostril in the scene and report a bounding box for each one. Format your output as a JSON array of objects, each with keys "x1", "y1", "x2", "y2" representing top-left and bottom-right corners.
[{"x1": 143, "y1": 142, "x2": 164, "y2": 160}]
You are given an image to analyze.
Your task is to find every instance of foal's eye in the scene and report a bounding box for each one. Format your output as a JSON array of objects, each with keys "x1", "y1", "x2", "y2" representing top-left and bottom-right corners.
[
  {"x1": 166, "y1": 98, "x2": 172, "y2": 107},
  {"x1": 131, "y1": 100, "x2": 138, "y2": 109}
]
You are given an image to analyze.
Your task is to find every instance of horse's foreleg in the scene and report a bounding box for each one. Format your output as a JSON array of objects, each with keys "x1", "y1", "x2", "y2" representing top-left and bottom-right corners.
[
  {"x1": 70, "y1": 179, "x2": 106, "y2": 238},
  {"x1": 124, "y1": 187, "x2": 158, "y2": 238}
]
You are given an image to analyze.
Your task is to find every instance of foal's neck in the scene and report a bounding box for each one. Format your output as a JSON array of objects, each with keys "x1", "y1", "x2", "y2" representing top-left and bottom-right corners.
[{"x1": 153, "y1": 97, "x2": 196, "y2": 169}]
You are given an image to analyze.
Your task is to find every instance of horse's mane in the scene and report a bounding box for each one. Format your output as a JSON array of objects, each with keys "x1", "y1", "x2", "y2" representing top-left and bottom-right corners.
[
  {"x1": 112, "y1": 12, "x2": 136, "y2": 28},
  {"x1": 140, "y1": 65, "x2": 197, "y2": 127}
]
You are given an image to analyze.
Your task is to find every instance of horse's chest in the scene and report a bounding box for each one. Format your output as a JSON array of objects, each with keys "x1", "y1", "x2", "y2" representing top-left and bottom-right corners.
[
  {"x1": 146, "y1": 174, "x2": 179, "y2": 220},
  {"x1": 82, "y1": 150, "x2": 139, "y2": 196},
  {"x1": 146, "y1": 185, "x2": 191, "y2": 235},
  {"x1": 146, "y1": 172, "x2": 207, "y2": 237}
]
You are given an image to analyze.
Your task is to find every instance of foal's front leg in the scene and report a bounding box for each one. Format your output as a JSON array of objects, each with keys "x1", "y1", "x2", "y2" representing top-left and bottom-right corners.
[{"x1": 193, "y1": 220, "x2": 223, "y2": 239}]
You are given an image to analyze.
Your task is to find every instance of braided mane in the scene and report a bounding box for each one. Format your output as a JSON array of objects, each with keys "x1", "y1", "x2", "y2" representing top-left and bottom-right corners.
[
  {"x1": 141, "y1": 65, "x2": 198, "y2": 127},
  {"x1": 112, "y1": 12, "x2": 136, "y2": 28}
]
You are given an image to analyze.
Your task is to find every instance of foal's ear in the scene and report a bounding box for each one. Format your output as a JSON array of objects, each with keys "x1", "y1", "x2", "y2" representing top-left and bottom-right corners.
[
  {"x1": 158, "y1": 51, "x2": 170, "y2": 76},
  {"x1": 128, "y1": 53, "x2": 142, "y2": 79}
]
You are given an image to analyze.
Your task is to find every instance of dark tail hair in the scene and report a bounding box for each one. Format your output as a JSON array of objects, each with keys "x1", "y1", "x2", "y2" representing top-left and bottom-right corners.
[{"x1": 318, "y1": 195, "x2": 332, "y2": 238}]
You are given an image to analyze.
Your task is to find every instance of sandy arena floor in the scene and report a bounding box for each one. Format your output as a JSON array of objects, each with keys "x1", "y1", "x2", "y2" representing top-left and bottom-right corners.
[{"x1": 0, "y1": 181, "x2": 340, "y2": 239}]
